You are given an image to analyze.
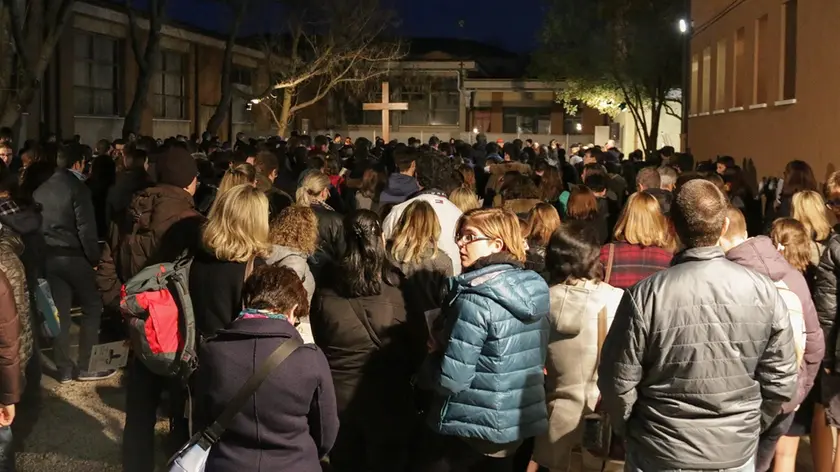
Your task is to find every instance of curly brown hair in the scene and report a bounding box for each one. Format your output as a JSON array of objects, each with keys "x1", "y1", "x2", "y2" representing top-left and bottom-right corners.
[{"x1": 268, "y1": 206, "x2": 318, "y2": 255}]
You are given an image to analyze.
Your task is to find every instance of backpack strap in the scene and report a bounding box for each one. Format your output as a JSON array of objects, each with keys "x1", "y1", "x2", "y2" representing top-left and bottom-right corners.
[
  {"x1": 200, "y1": 338, "x2": 302, "y2": 446},
  {"x1": 604, "y1": 243, "x2": 615, "y2": 284}
]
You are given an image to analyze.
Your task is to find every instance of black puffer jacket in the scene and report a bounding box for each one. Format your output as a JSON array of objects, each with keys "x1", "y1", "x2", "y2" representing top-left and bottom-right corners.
[
  {"x1": 815, "y1": 234, "x2": 840, "y2": 371},
  {"x1": 308, "y1": 202, "x2": 345, "y2": 281},
  {"x1": 598, "y1": 246, "x2": 797, "y2": 470},
  {"x1": 32, "y1": 169, "x2": 100, "y2": 265}
]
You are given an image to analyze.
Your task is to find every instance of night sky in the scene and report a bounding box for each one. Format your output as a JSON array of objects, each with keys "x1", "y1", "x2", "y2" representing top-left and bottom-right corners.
[{"x1": 163, "y1": 0, "x2": 543, "y2": 53}]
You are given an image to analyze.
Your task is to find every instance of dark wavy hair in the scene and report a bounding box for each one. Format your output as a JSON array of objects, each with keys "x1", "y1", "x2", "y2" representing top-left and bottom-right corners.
[
  {"x1": 337, "y1": 210, "x2": 387, "y2": 298},
  {"x1": 414, "y1": 150, "x2": 458, "y2": 194},
  {"x1": 546, "y1": 220, "x2": 603, "y2": 285}
]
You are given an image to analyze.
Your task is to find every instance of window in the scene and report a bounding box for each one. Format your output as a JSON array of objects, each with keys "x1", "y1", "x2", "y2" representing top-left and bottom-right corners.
[
  {"x1": 153, "y1": 51, "x2": 186, "y2": 119},
  {"x1": 715, "y1": 39, "x2": 727, "y2": 110},
  {"x1": 753, "y1": 14, "x2": 769, "y2": 105},
  {"x1": 502, "y1": 108, "x2": 551, "y2": 134},
  {"x1": 563, "y1": 113, "x2": 583, "y2": 135},
  {"x1": 73, "y1": 31, "x2": 121, "y2": 116},
  {"x1": 733, "y1": 27, "x2": 746, "y2": 107},
  {"x1": 399, "y1": 77, "x2": 460, "y2": 126},
  {"x1": 231, "y1": 66, "x2": 252, "y2": 87},
  {"x1": 701, "y1": 47, "x2": 711, "y2": 113},
  {"x1": 781, "y1": 0, "x2": 798, "y2": 100},
  {"x1": 690, "y1": 54, "x2": 699, "y2": 114}
]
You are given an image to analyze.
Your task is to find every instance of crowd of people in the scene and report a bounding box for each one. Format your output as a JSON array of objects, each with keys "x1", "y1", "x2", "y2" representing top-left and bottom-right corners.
[{"x1": 0, "y1": 127, "x2": 839, "y2": 472}]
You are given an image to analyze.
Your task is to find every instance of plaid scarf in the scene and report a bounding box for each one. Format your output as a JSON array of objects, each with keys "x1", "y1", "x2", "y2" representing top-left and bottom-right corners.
[{"x1": 0, "y1": 197, "x2": 19, "y2": 217}]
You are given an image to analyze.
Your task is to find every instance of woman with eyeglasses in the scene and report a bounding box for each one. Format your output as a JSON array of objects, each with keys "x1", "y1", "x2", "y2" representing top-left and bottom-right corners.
[{"x1": 417, "y1": 207, "x2": 550, "y2": 472}]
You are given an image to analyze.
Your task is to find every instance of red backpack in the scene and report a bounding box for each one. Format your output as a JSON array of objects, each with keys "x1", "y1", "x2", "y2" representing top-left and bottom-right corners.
[{"x1": 120, "y1": 257, "x2": 197, "y2": 380}]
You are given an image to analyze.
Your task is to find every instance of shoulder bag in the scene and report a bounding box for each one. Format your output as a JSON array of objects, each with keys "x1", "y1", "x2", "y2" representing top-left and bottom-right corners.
[
  {"x1": 168, "y1": 338, "x2": 303, "y2": 472},
  {"x1": 582, "y1": 304, "x2": 625, "y2": 461}
]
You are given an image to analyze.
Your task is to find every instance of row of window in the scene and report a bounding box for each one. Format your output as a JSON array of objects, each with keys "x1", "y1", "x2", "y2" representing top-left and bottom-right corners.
[
  {"x1": 691, "y1": 0, "x2": 797, "y2": 115},
  {"x1": 73, "y1": 30, "x2": 253, "y2": 121}
]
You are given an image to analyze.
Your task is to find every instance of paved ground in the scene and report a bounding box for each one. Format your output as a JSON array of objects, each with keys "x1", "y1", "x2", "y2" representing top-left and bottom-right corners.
[
  {"x1": 15, "y1": 326, "x2": 168, "y2": 472},
  {"x1": 10, "y1": 323, "x2": 821, "y2": 472}
]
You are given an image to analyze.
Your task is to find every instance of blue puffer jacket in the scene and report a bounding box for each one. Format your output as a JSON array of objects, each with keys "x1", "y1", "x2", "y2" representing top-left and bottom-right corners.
[{"x1": 428, "y1": 259, "x2": 550, "y2": 444}]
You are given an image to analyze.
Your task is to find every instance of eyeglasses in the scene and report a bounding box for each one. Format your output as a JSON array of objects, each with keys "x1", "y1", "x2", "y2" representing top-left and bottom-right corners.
[{"x1": 456, "y1": 233, "x2": 495, "y2": 247}]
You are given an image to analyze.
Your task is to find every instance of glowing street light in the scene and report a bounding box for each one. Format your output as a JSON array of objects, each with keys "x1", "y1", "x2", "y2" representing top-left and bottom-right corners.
[
  {"x1": 678, "y1": 19, "x2": 689, "y2": 34},
  {"x1": 575, "y1": 123, "x2": 583, "y2": 132}
]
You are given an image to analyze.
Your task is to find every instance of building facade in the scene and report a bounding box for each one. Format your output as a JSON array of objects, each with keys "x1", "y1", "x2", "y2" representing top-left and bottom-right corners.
[
  {"x1": 688, "y1": 0, "x2": 834, "y2": 180},
  {"x1": 26, "y1": 2, "x2": 638, "y2": 151},
  {"x1": 26, "y1": 1, "x2": 267, "y2": 145}
]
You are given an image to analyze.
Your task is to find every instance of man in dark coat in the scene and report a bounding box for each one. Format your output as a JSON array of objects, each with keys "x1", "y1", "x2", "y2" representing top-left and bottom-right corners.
[{"x1": 33, "y1": 146, "x2": 110, "y2": 383}]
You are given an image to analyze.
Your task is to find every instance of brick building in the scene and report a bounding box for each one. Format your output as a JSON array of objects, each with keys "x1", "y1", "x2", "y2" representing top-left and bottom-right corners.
[
  {"x1": 25, "y1": 1, "x2": 267, "y2": 144},
  {"x1": 688, "y1": 0, "x2": 835, "y2": 180}
]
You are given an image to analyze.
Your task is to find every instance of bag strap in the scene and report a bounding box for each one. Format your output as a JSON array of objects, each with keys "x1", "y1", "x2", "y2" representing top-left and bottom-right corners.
[
  {"x1": 244, "y1": 258, "x2": 255, "y2": 282},
  {"x1": 201, "y1": 338, "x2": 302, "y2": 445},
  {"x1": 591, "y1": 305, "x2": 608, "y2": 382},
  {"x1": 604, "y1": 243, "x2": 615, "y2": 284},
  {"x1": 348, "y1": 298, "x2": 382, "y2": 347}
]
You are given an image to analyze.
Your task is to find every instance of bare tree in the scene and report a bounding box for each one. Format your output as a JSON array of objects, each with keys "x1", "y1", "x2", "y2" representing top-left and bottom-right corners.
[
  {"x1": 0, "y1": 0, "x2": 75, "y2": 128},
  {"x1": 204, "y1": 0, "x2": 250, "y2": 135},
  {"x1": 256, "y1": 0, "x2": 404, "y2": 136},
  {"x1": 122, "y1": 0, "x2": 168, "y2": 137}
]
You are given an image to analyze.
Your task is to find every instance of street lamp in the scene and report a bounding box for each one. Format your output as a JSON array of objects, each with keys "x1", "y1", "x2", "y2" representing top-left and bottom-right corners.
[{"x1": 679, "y1": 0, "x2": 692, "y2": 153}]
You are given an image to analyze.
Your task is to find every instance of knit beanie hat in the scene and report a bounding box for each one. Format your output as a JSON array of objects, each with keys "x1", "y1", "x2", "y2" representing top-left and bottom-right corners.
[{"x1": 155, "y1": 147, "x2": 198, "y2": 188}]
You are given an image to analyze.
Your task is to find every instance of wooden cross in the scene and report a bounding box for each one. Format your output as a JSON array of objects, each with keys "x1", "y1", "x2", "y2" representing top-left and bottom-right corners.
[{"x1": 362, "y1": 82, "x2": 408, "y2": 143}]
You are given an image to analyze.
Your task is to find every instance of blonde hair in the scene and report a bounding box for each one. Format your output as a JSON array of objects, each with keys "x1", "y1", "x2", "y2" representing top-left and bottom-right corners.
[
  {"x1": 390, "y1": 200, "x2": 440, "y2": 264},
  {"x1": 770, "y1": 218, "x2": 812, "y2": 273},
  {"x1": 525, "y1": 203, "x2": 561, "y2": 246},
  {"x1": 296, "y1": 172, "x2": 330, "y2": 206},
  {"x1": 219, "y1": 163, "x2": 257, "y2": 194},
  {"x1": 456, "y1": 208, "x2": 527, "y2": 263},
  {"x1": 449, "y1": 187, "x2": 480, "y2": 213},
  {"x1": 723, "y1": 205, "x2": 747, "y2": 240},
  {"x1": 269, "y1": 206, "x2": 318, "y2": 256},
  {"x1": 202, "y1": 184, "x2": 271, "y2": 262},
  {"x1": 614, "y1": 191, "x2": 675, "y2": 251},
  {"x1": 792, "y1": 190, "x2": 832, "y2": 242}
]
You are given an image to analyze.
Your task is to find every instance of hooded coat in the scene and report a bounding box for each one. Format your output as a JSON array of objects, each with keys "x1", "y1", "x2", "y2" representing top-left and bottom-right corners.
[
  {"x1": 427, "y1": 255, "x2": 550, "y2": 444},
  {"x1": 726, "y1": 236, "x2": 824, "y2": 412},
  {"x1": 97, "y1": 184, "x2": 204, "y2": 307},
  {"x1": 378, "y1": 173, "x2": 420, "y2": 207}
]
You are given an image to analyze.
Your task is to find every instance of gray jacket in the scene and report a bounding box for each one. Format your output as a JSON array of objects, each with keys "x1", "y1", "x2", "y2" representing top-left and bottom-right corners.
[
  {"x1": 598, "y1": 247, "x2": 797, "y2": 470},
  {"x1": 267, "y1": 245, "x2": 315, "y2": 304}
]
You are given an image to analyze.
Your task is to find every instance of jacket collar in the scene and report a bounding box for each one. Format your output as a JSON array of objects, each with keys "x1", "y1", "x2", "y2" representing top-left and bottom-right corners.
[
  {"x1": 407, "y1": 188, "x2": 448, "y2": 200},
  {"x1": 673, "y1": 246, "x2": 726, "y2": 265},
  {"x1": 215, "y1": 316, "x2": 301, "y2": 340},
  {"x1": 463, "y1": 252, "x2": 524, "y2": 274}
]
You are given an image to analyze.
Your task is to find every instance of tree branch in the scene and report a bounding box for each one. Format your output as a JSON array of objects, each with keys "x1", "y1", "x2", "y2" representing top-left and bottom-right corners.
[
  {"x1": 5, "y1": 0, "x2": 31, "y2": 76},
  {"x1": 35, "y1": 0, "x2": 74, "y2": 76},
  {"x1": 125, "y1": 0, "x2": 147, "y2": 72}
]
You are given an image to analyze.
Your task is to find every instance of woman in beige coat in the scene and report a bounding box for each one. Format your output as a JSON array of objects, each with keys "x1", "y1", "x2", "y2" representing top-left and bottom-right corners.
[{"x1": 530, "y1": 220, "x2": 625, "y2": 472}]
